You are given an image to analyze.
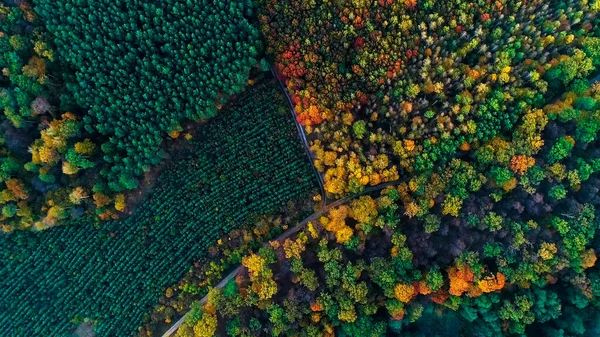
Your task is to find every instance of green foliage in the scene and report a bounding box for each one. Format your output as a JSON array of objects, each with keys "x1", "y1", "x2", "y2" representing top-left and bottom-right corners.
[
  {"x1": 547, "y1": 137, "x2": 575, "y2": 164},
  {"x1": 34, "y1": 0, "x2": 262, "y2": 191},
  {"x1": 0, "y1": 79, "x2": 316, "y2": 336},
  {"x1": 258, "y1": 0, "x2": 600, "y2": 196}
]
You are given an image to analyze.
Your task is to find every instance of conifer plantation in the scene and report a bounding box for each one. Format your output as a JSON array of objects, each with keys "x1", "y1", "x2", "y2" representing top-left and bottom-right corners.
[{"x1": 2, "y1": 1, "x2": 600, "y2": 337}]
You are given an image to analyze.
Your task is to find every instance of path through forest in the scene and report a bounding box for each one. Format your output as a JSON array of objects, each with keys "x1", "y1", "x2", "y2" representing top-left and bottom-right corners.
[
  {"x1": 160, "y1": 73, "x2": 600, "y2": 337},
  {"x1": 160, "y1": 178, "x2": 405, "y2": 337}
]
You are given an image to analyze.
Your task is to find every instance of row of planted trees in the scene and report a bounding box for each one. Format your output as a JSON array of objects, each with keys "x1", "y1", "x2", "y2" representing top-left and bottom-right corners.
[
  {"x1": 1, "y1": 0, "x2": 264, "y2": 231},
  {"x1": 0, "y1": 79, "x2": 317, "y2": 337},
  {"x1": 172, "y1": 81, "x2": 600, "y2": 336}
]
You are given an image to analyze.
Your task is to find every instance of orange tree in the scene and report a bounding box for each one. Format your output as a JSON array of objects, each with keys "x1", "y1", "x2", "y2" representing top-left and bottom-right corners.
[{"x1": 257, "y1": 0, "x2": 600, "y2": 197}]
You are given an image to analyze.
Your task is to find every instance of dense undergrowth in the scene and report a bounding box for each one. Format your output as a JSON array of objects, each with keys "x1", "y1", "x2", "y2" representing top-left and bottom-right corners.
[{"x1": 0, "y1": 79, "x2": 316, "y2": 337}]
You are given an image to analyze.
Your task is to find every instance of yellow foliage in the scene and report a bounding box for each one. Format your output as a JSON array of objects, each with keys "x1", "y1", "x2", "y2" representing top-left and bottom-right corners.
[
  {"x1": 242, "y1": 253, "x2": 266, "y2": 278},
  {"x1": 372, "y1": 154, "x2": 389, "y2": 170},
  {"x1": 538, "y1": 242, "x2": 558, "y2": 260},
  {"x1": 502, "y1": 177, "x2": 518, "y2": 192},
  {"x1": 394, "y1": 283, "x2": 416, "y2": 303},
  {"x1": 342, "y1": 112, "x2": 355, "y2": 126},
  {"x1": 115, "y1": 194, "x2": 126, "y2": 212},
  {"x1": 408, "y1": 179, "x2": 419, "y2": 192},
  {"x1": 324, "y1": 167, "x2": 347, "y2": 195},
  {"x1": 442, "y1": 195, "x2": 463, "y2": 217},
  {"x1": 324, "y1": 151, "x2": 337, "y2": 167},
  {"x1": 350, "y1": 196, "x2": 378, "y2": 224},
  {"x1": 254, "y1": 278, "x2": 278, "y2": 300},
  {"x1": 581, "y1": 249, "x2": 597, "y2": 269},
  {"x1": 404, "y1": 202, "x2": 420, "y2": 218},
  {"x1": 335, "y1": 226, "x2": 354, "y2": 243},
  {"x1": 74, "y1": 139, "x2": 96, "y2": 155},
  {"x1": 307, "y1": 221, "x2": 319, "y2": 239},
  {"x1": 338, "y1": 307, "x2": 357, "y2": 323},
  {"x1": 192, "y1": 311, "x2": 217, "y2": 337},
  {"x1": 38, "y1": 146, "x2": 59, "y2": 164},
  {"x1": 549, "y1": 163, "x2": 567, "y2": 181},
  {"x1": 283, "y1": 237, "x2": 306, "y2": 259},
  {"x1": 322, "y1": 205, "x2": 354, "y2": 243},
  {"x1": 62, "y1": 161, "x2": 79, "y2": 175}
]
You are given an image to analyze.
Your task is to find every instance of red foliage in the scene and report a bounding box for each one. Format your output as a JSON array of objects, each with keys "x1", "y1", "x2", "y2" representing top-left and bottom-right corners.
[
  {"x1": 354, "y1": 37, "x2": 365, "y2": 49},
  {"x1": 378, "y1": 0, "x2": 393, "y2": 6},
  {"x1": 430, "y1": 290, "x2": 449, "y2": 304}
]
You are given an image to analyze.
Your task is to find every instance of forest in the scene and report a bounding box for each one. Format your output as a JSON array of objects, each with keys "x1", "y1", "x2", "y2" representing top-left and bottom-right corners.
[{"x1": 2, "y1": 0, "x2": 600, "y2": 336}]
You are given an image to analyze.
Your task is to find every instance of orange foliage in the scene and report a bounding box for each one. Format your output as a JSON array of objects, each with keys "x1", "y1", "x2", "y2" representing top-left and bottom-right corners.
[
  {"x1": 478, "y1": 273, "x2": 506, "y2": 293},
  {"x1": 390, "y1": 246, "x2": 399, "y2": 257},
  {"x1": 404, "y1": 0, "x2": 417, "y2": 9},
  {"x1": 467, "y1": 284, "x2": 483, "y2": 298},
  {"x1": 310, "y1": 302, "x2": 323, "y2": 312},
  {"x1": 390, "y1": 308, "x2": 405, "y2": 320},
  {"x1": 93, "y1": 193, "x2": 111, "y2": 208},
  {"x1": 581, "y1": 249, "x2": 597, "y2": 269},
  {"x1": 510, "y1": 155, "x2": 535, "y2": 174},
  {"x1": 6, "y1": 178, "x2": 28, "y2": 200},
  {"x1": 417, "y1": 280, "x2": 431, "y2": 295},
  {"x1": 321, "y1": 205, "x2": 354, "y2": 243},
  {"x1": 460, "y1": 142, "x2": 471, "y2": 151},
  {"x1": 404, "y1": 139, "x2": 416, "y2": 152},
  {"x1": 448, "y1": 264, "x2": 474, "y2": 296}
]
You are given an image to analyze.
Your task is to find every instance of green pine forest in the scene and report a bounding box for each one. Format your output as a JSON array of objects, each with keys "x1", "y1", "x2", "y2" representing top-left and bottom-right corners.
[{"x1": 2, "y1": 1, "x2": 600, "y2": 337}]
